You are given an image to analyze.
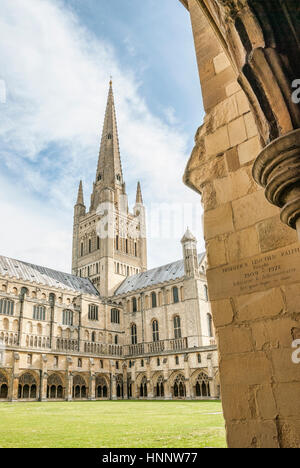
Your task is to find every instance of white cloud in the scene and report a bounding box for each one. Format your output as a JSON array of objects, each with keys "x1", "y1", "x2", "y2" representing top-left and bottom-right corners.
[{"x1": 0, "y1": 0, "x2": 204, "y2": 272}]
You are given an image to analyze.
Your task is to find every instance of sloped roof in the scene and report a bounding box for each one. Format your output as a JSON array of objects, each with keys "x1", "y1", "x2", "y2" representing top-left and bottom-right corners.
[
  {"x1": 0, "y1": 255, "x2": 99, "y2": 296},
  {"x1": 114, "y1": 253, "x2": 206, "y2": 296}
]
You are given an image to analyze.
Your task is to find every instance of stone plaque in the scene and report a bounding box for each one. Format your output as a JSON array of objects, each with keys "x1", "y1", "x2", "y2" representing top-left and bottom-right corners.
[{"x1": 207, "y1": 243, "x2": 300, "y2": 301}]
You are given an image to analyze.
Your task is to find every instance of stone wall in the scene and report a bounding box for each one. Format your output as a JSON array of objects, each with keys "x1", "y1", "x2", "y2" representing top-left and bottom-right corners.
[{"x1": 183, "y1": 0, "x2": 300, "y2": 448}]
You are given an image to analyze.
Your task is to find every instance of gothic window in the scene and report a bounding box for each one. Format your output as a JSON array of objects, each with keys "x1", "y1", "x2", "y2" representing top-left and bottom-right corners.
[
  {"x1": 131, "y1": 324, "x2": 137, "y2": 345},
  {"x1": 195, "y1": 372, "x2": 210, "y2": 398},
  {"x1": 0, "y1": 372, "x2": 8, "y2": 399},
  {"x1": 116, "y1": 375, "x2": 123, "y2": 398},
  {"x1": 156, "y1": 375, "x2": 164, "y2": 397},
  {"x1": 173, "y1": 287, "x2": 179, "y2": 304},
  {"x1": 88, "y1": 239, "x2": 92, "y2": 253},
  {"x1": 0, "y1": 299, "x2": 14, "y2": 316},
  {"x1": 62, "y1": 310, "x2": 73, "y2": 326},
  {"x1": 174, "y1": 316, "x2": 181, "y2": 339},
  {"x1": 88, "y1": 304, "x2": 99, "y2": 321},
  {"x1": 80, "y1": 243, "x2": 83, "y2": 257},
  {"x1": 33, "y1": 305, "x2": 46, "y2": 321},
  {"x1": 207, "y1": 314, "x2": 213, "y2": 338},
  {"x1": 204, "y1": 285, "x2": 208, "y2": 301},
  {"x1": 72, "y1": 375, "x2": 87, "y2": 399},
  {"x1": 97, "y1": 236, "x2": 100, "y2": 250},
  {"x1": 152, "y1": 319, "x2": 159, "y2": 342},
  {"x1": 173, "y1": 374, "x2": 186, "y2": 398},
  {"x1": 141, "y1": 359, "x2": 144, "y2": 367},
  {"x1": 175, "y1": 356, "x2": 179, "y2": 365},
  {"x1": 96, "y1": 376, "x2": 108, "y2": 399},
  {"x1": 111, "y1": 308, "x2": 120, "y2": 324},
  {"x1": 18, "y1": 373, "x2": 38, "y2": 400},
  {"x1": 92, "y1": 332, "x2": 96, "y2": 343},
  {"x1": 140, "y1": 376, "x2": 147, "y2": 398},
  {"x1": 115, "y1": 335, "x2": 118, "y2": 345},
  {"x1": 197, "y1": 353, "x2": 202, "y2": 364},
  {"x1": 157, "y1": 358, "x2": 160, "y2": 366},
  {"x1": 132, "y1": 297, "x2": 137, "y2": 313},
  {"x1": 47, "y1": 374, "x2": 64, "y2": 400},
  {"x1": 107, "y1": 134, "x2": 112, "y2": 140},
  {"x1": 151, "y1": 292, "x2": 157, "y2": 308}
]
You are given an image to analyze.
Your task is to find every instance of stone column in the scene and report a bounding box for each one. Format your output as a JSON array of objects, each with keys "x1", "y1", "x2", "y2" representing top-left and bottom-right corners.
[
  {"x1": 89, "y1": 358, "x2": 95, "y2": 401},
  {"x1": 10, "y1": 352, "x2": 20, "y2": 402},
  {"x1": 40, "y1": 354, "x2": 48, "y2": 401},
  {"x1": 122, "y1": 363, "x2": 128, "y2": 400},
  {"x1": 163, "y1": 358, "x2": 171, "y2": 400},
  {"x1": 111, "y1": 375, "x2": 117, "y2": 400},
  {"x1": 66, "y1": 357, "x2": 73, "y2": 401},
  {"x1": 184, "y1": 354, "x2": 191, "y2": 400}
]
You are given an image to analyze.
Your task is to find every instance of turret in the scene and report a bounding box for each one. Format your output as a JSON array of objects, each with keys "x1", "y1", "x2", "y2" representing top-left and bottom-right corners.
[{"x1": 181, "y1": 228, "x2": 199, "y2": 278}]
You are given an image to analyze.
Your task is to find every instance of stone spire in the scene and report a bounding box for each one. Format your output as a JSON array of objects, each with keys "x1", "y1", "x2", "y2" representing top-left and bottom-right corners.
[
  {"x1": 76, "y1": 180, "x2": 85, "y2": 206},
  {"x1": 96, "y1": 79, "x2": 123, "y2": 190},
  {"x1": 136, "y1": 181, "x2": 143, "y2": 204}
]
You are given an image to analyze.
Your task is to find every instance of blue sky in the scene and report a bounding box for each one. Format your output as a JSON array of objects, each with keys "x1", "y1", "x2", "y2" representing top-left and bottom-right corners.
[{"x1": 0, "y1": 0, "x2": 205, "y2": 272}]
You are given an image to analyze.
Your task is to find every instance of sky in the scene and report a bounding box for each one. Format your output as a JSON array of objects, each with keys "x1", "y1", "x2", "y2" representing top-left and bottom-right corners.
[{"x1": 0, "y1": 0, "x2": 205, "y2": 273}]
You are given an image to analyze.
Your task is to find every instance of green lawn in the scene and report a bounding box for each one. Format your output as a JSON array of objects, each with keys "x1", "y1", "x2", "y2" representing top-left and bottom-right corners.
[{"x1": 0, "y1": 400, "x2": 226, "y2": 448}]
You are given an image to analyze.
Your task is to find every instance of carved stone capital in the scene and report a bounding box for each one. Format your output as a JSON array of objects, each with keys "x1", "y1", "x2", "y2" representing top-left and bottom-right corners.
[{"x1": 253, "y1": 129, "x2": 300, "y2": 232}]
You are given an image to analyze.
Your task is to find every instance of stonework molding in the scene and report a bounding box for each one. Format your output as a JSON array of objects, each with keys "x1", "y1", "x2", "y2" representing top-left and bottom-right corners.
[
  {"x1": 253, "y1": 129, "x2": 300, "y2": 235},
  {"x1": 195, "y1": 0, "x2": 300, "y2": 144}
]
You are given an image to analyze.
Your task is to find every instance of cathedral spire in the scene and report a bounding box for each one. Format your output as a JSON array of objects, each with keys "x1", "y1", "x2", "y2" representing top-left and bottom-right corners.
[
  {"x1": 136, "y1": 181, "x2": 143, "y2": 204},
  {"x1": 95, "y1": 80, "x2": 123, "y2": 190},
  {"x1": 76, "y1": 180, "x2": 85, "y2": 206}
]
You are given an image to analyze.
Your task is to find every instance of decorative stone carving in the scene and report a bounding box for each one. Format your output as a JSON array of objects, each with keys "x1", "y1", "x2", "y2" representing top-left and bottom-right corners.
[{"x1": 253, "y1": 129, "x2": 300, "y2": 237}]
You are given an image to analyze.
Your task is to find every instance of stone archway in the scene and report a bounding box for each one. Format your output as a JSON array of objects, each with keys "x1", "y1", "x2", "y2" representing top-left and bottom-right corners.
[
  {"x1": 47, "y1": 373, "x2": 65, "y2": 400},
  {"x1": 72, "y1": 375, "x2": 88, "y2": 400},
  {"x1": 95, "y1": 375, "x2": 109, "y2": 399},
  {"x1": 0, "y1": 371, "x2": 8, "y2": 399},
  {"x1": 18, "y1": 372, "x2": 38, "y2": 400}
]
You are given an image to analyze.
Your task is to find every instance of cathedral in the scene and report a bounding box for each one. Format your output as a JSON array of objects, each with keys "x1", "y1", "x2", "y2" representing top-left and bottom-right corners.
[{"x1": 0, "y1": 81, "x2": 219, "y2": 402}]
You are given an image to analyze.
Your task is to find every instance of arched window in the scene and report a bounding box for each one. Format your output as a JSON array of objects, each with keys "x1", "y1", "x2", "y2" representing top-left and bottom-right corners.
[
  {"x1": 152, "y1": 320, "x2": 159, "y2": 342},
  {"x1": 132, "y1": 297, "x2": 137, "y2": 313},
  {"x1": 195, "y1": 372, "x2": 210, "y2": 398},
  {"x1": 140, "y1": 376, "x2": 147, "y2": 398},
  {"x1": 151, "y1": 292, "x2": 157, "y2": 308},
  {"x1": 80, "y1": 243, "x2": 84, "y2": 256},
  {"x1": 33, "y1": 305, "x2": 46, "y2": 321},
  {"x1": 114, "y1": 335, "x2": 118, "y2": 345},
  {"x1": 88, "y1": 239, "x2": 92, "y2": 253},
  {"x1": 131, "y1": 324, "x2": 137, "y2": 345},
  {"x1": 204, "y1": 285, "x2": 208, "y2": 301},
  {"x1": 0, "y1": 299, "x2": 14, "y2": 316},
  {"x1": 62, "y1": 310, "x2": 73, "y2": 326},
  {"x1": 88, "y1": 304, "x2": 99, "y2": 321},
  {"x1": 173, "y1": 374, "x2": 186, "y2": 399},
  {"x1": 172, "y1": 287, "x2": 179, "y2": 304},
  {"x1": 72, "y1": 375, "x2": 87, "y2": 399},
  {"x1": 91, "y1": 332, "x2": 96, "y2": 343},
  {"x1": 18, "y1": 373, "x2": 38, "y2": 400},
  {"x1": 207, "y1": 314, "x2": 213, "y2": 338},
  {"x1": 107, "y1": 133, "x2": 112, "y2": 140},
  {"x1": 0, "y1": 372, "x2": 8, "y2": 399},
  {"x1": 174, "y1": 316, "x2": 181, "y2": 339},
  {"x1": 156, "y1": 376, "x2": 164, "y2": 398},
  {"x1": 111, "y1": 309, "x2": 120, "y2": 324}
]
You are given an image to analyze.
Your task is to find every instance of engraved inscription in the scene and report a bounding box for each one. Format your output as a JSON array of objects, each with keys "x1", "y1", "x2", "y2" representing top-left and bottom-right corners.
[{"x1": 207, "y1": 244, "x2": 300, "y2": 301}]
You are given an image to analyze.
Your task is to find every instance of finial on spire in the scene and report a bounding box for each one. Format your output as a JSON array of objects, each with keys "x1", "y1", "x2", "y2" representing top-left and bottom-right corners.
[
  {"x1": 76, "y1": 180, "x2": 85, "y2": 206},
  {"x1": 109, "y1": 76, "x2": 113, "y2": 86},
  {"x1": 136, "y1": 181, "x2": 143, "y2": 204}
]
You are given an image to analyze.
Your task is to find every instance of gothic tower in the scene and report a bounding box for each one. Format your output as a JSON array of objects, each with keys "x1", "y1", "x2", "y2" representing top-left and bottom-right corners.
[{"x1": 72, "y1": 81, "x2": 147, "y2": 297}]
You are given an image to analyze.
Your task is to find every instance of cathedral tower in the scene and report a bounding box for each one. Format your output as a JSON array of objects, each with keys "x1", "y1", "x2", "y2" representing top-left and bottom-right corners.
[{"x1": 72, "y1": 81, "x2": 147, "y2": 297}]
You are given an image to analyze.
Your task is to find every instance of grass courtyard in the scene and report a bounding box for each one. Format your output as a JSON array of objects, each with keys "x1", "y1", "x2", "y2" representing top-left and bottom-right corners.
[{"x1": 0, "y1": 400, "x2": 226, "y2": 448}]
